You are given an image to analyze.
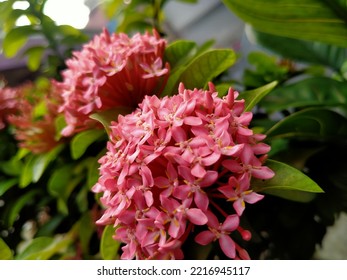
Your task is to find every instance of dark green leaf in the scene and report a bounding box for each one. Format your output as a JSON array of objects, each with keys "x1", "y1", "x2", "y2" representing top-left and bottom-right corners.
[
  {"x1": 246, "y1": 27, "x2": 347, "y2": 71},
  {"x1": 223, "y1": 0, "x2": 347, "y2": 48},
  {"x1": 179, "y1": 49, "x2": 236, "y2": 89},
  {"x1": 101, "y1": 225, "x2": 120, "y2": 260},
  {"x1": 261, "y1": 77, "x2": 347, "y2": 112},
  {"x1": 239, "y1": 80, "x2": 278, "y2": 111},
  {"x1": 164, "y1": 40, "x2": 197, "y2": 68},
  {"x1": 8, "y1": 189, "x2": 40, "y2": 227},
  {"x1": 0, "y1": 238, "x2": 13, "y2": 260},
  {"x1": 79, "y1": 212, "x2": 95, "y2": 254},
  {"x1": 266, "y1": 108, "x2": 347, "y2": 140},
  {"x1": 70, "y1": 129, "x2": 105, "y2": 160},
  {"x1": 252, "y1": 159, "x2": 323, "y2": 202}
]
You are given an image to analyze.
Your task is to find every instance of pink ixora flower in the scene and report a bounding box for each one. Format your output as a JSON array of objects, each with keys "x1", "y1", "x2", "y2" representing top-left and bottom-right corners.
[
  {"x1": 92, "y1": 83, "x2": 274, "y2": 260},
  {"x1": 57, "y1": 29, "x2": 170, "y2": 136},
  {"x1": 7, "y1": 81, "x2": 65, "y2": 154}
]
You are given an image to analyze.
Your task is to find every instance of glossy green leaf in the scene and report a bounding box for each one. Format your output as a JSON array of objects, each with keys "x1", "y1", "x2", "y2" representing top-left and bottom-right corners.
[
  {"x1": 0, "y1": 238, "x2": 12, "y2": 260},
  {"x1": 252, "y1": 159, "x2": 323, "y2": 202},
  {"x1": 164, "y1": 40, "x2": 197, "y2": 68},
  {"x1": 2, "y1": 26, "x2": 37, "y2": 57},
  {"x1": 246, "y1": 27, "x2": 347, "y2": 71},
  {"x1": 223, "y1": 0, "x2": 347, "y2": 48},
  {"x1": 261, "y1": 77, "x2": 347, "y2": 112},
  {"x1": 179, "y1": 49, "x2": 236, "y2": 89},
  {"x1": 239, "y1": 80, "x2": 278, "y2": 111},
  {"x1": 101, "y1": 225, "x2": 120, "y2": 260},
  {"x1": 266, "y1": 108, "x2": 347, "y2": 140},
  {"x1": 70, "y1": 129, "x2": 105, "y2": 160}
]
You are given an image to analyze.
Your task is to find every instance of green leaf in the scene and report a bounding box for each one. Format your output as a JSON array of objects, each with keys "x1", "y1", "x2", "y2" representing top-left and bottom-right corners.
[
  {"x1": 252, "y1": 159, "x2": 324, "y2": 202},
  {"x1": 239, "y1": 80, "x2": 278, "y2": 111},
  {"x1": 70, "y1": 129, "x2": 105, "y2": 160},
  {"x1": 25, "y1": 46, "x2": 45, "y2": 71},
  {"x1": 164, "y1": 40, "x2": 197, "y2": 68},
  {"x1": 0, "y1": 238, "x2": 13, "y2": 260},
  {"x1": 15, "y1": 235, "x2": 72, "y2": 260},
  {"x1": 179, "y1": 49, "x2": 236, "y2": 89},
  {"x1": 266, "y1": 108, "x2": 347, "y2": 140},
  {"x1": 0, "y1": 178, "x2": 18, "y2": 196},
  {"x1": 222, "y1": 0, "x2": 347, "y2": 48},
  {"x1": 261, "y1": 77, "x2": 347, "y2": 113},
  {"x1": 246, "y1": 27, "x2": 347, "y2": 71},
  {"x1": 100, "y1": 225, "x2": 120, "y2": 260},
  {"x1": 79, "y1": 212, "x2": 95, "y2": 255},
  {"x1": 90, "y1": 107, "x2": 131, "y2": 135},
  {"x1": 48, "y1": 165, "x2": 73, "y2": 198},
  {"x1": 8, "y1": 189, "x2": 40, "y2": 227},
  {"x1": 2, "y1": 26, "x2": 37, "y2": 57},
  {"x1": 31, "y1": 144, "x2": 64, "y2": 183}
]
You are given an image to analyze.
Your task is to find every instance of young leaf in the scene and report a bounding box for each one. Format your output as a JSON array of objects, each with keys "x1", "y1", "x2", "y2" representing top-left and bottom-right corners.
[
  {"x1": 2, "y1": 26, "x2": 37, "y2": 57},
  {"x1": 70, "y1": 129, "x2": 105, "y2": 160},
  {"x1": 252, "y1": 159, "x2": 324, "y2": 202},
  {"x1": 25, "y1": 46, "x2": 45, "y2": 71},
  {"x1": 100, "y1": 225, "x2": 120, "y2": 260},
  {"x1": 239, "y1": 80, "x2": 278, "y2": 111}
]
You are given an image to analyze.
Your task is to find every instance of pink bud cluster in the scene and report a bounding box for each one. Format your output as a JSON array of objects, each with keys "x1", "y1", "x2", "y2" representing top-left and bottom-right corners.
[
  {"x1": 7, "y1": 82, "x2": 64, "y2": 154},
  {"x1": 92, "y1": 83, "x2": 274, "y2": 259},
  {"x1": 57, "y1": 29, "x2": 170, "y2": 137}
]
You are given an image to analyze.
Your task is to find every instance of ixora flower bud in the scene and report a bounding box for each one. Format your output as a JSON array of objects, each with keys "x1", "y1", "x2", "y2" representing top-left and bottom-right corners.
[
  {"x1": 57, "y1": 29, "x2": 170, "y2": 137},
  {"x1": 92, "y1": 83, "x2": 275, "y2": 260}
]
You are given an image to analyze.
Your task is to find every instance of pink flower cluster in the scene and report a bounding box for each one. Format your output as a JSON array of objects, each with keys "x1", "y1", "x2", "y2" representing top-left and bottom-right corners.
[
  {"x1": 93, "y1": 83, "x2": 274, "y2": 260},
  {"x1": 7, "y1": 82, "x2": 64, "y2": 154},
  {"x1": 57, "y1": 29, "x2": 170, "y2": 136}
]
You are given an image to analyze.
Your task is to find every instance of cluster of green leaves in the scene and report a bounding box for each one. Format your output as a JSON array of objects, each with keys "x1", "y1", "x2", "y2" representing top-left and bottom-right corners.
[
  {"x1": 223, "y1": 0, "x2": 347, "y2": 259},
  {"x1": 101, "y1": 0, "x2": 197, "y2": 35},
  {"x1": 0, "y1": 0, "x2": 87, "y2": 77}
]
